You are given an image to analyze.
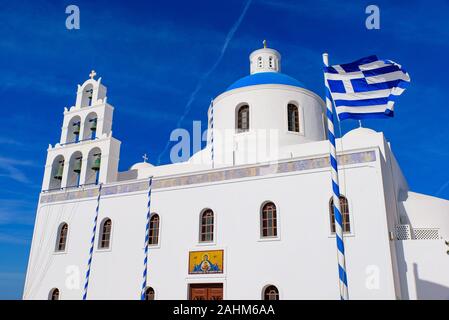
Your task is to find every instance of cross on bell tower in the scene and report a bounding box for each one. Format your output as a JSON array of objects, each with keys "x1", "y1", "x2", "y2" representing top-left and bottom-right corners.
[{"x1": 89, "y1": 70, "x2": 97, "y2": 80}]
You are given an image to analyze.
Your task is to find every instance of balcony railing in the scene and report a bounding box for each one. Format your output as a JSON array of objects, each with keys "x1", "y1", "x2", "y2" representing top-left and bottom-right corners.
[
  {"x1": 59, "y1": 137, "x2": 98, "y2": 147},
  {"x1": 42, "y1": 182, "x2": 99, "y2": 193}
]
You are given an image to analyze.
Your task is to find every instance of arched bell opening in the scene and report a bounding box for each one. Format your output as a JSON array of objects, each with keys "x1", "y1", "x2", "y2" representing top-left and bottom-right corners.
[
  {"x1": 67, "y1": 151, "x2": 83, "y2": 188},
  {"x1": 67, "y1": 116, "x2": 81, "y2": 143},
  {"x1": 81, "y1": 83, "x2": 94, "y2": 108},
  {"x1": 49, "y1": 155, "x2": 65, "y2": 190},
  {"x1": 85, "y1": 147, "x2": 102, "y2": 185},
  {"x1": 82, "y1": 112, "x2": 98, "y2": 141}
]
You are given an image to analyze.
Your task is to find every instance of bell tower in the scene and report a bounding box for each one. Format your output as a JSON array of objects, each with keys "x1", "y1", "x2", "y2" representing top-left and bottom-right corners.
[
  {"x1": 249, "y1": 40, "x2": 281, "y2": 74},
  {"x1": 42, "y1": 71, "x2": 121, "y2": 191}
]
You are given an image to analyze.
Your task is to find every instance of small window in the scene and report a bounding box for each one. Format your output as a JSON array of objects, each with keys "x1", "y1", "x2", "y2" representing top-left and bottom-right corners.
[
  {"x1": 200, "y1": 209, "x2": 214, "y2": 242},
  {"x1": 149, "y1": 214, "x2": 160, "y2": 245},
  {"x1": 263, "y1": 285, "x2": 279, "y2": 300},
  {"x1": 49, "y1": 288, "x2": 60, "y2": 300},
  {"x1": 56, "y1": 223, "x2": 68, "y2": 252},
  {"x1": 99, "y1": 218, "x2": 112, "y2": 249},
  {"x1": 261, "y1": 202, "x2": 277, "y2": 238},
  {"x1": 269, "y1": 56, "x2": 273, "y2": 68},
  {"x1": 329, "y1": 196, "x2": 351, "y2": 233},
  {"x1": 237, "y1": 105, "x2": 249, "y2": 133},
  {"x1": 257, "y1": 56, "x2": 263, "y2": 68},
  {"x1": 287, "y1": 104, "x2": 300, "y2": 132},
  {"x1": 144, "y1": 287, "x2": 155, "y2": 300}
]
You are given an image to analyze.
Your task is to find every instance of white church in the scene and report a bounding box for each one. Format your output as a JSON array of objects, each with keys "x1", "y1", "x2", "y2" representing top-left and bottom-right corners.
[{"x1": 23, "y1": 44, "x2": 449, "y2": 300}]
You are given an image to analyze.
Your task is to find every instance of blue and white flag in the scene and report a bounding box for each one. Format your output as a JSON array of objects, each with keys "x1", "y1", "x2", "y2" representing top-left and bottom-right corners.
[{"x1": 324, "y1": 55, "x2": 410, "y2": 120}]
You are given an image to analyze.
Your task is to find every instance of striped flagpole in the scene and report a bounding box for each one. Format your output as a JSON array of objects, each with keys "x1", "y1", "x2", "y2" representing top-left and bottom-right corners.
[
  {"x1": 323, "y1": 53, "x2": 349, "y2": 300},
  {"x1": 210, "y1": 99, "x2": 214, "y2": 168},
  {"x1": 83, "y1": 183, "x2": 103, "y2": 300},
  {"x1": 140, "y1": 177, "x2": 153, "y2": 300}
]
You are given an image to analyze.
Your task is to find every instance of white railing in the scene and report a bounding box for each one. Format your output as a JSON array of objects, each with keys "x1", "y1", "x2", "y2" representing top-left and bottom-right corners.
[{"x1": 395, "y1": 224, "x2": 440, "y2": 240}]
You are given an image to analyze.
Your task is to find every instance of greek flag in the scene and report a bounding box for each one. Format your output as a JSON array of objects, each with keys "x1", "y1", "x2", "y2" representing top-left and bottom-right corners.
[{"x1": 324, "y1": 55, "x2": 410, "y2": 120}]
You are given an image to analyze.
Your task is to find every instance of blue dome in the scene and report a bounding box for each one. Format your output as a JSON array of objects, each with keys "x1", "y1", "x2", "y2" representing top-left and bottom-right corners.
[{"x1": 226, "y1": 72, "x2": 305, "y2": 92}]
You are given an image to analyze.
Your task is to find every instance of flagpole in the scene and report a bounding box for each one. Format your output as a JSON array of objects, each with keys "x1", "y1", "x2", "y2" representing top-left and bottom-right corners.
[
  {"x1": 323, "y1": 53, "x2": 349, "y2": 300},
  {"x1": 82, "y1": 183, "x2": 103, "y2": 300},
  {"x1": 140, "y1": 177, "x2": 153, "y2": 300}
]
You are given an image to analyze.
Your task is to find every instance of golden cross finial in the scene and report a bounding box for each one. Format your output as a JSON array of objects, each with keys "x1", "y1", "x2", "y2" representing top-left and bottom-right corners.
[
  {"x1": 89, "y1": 70, "x2": 97, "y2": 79},
  {"x1": 263, "y1": 40, "x2": 267, "y2": 48}
]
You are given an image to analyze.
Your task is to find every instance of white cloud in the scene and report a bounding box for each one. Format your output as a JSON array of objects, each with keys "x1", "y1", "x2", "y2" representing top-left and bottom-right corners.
[{"x1": 0, "y1": 157, "x2": 38, "y2": 184}]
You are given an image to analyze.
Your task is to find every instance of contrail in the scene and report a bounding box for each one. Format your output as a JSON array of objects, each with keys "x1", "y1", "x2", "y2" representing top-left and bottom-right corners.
[
  {"x1": 436, "y1": 180, "x2": 449, "y2": 197},
  {"x1": 157, "y1": 0, "x2": 252, "y2": 165}
]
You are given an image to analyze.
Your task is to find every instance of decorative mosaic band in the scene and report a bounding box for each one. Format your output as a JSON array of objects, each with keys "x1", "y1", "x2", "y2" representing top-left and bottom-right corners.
[{"x1": 40, "y1": 150, "x2": 376, "y2": 204}]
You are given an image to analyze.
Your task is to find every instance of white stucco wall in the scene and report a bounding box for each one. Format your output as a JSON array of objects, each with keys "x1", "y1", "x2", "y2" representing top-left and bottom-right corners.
[
  {"x1": 206, "y1": 84, "x2": 326, "y2": 168},
  {"x1": 396, "y1": 240, "x2": 449, "y2": 299},
  {"x1": 402, "y1": 192, "x2": 449, "y2": 238},
  {"x1": 25, "y1": 125, "x2": 449, "y2": 300},
  {"x1": 25, "y1": 143, "x2": 406, "y2": 300}
]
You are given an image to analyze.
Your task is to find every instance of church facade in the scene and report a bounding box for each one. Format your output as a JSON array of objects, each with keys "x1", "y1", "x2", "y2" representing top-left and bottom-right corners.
[{"x1": 23, "y1": 45, "x2": 449, "y2": 300}]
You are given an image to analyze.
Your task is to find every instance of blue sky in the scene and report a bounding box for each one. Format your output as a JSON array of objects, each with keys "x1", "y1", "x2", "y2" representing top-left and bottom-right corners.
[{"x1": 0, "y1": 0, "x2": 448, "y2": 299}]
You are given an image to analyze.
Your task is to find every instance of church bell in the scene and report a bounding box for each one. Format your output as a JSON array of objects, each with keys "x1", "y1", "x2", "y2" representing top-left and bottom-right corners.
[
  {"x1": 90, "y1": 118, "x2": 97, "y2": 131},
  {"x1": 92, "y1": 153, "x2": 101, "y2": 171},
  {"x1": 54, "y1": 161, "x2": 64, "y2": 180},
  {"x1": 73, "y1": 157, "x2": 82, "y2": 173},
  {"x1": 73, "y1": 122, "x2": 81, "y2": 135}
]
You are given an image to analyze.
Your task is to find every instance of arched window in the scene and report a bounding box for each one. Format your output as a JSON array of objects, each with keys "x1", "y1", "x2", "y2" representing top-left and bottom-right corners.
[
  {"x1": 287, "y1": 104, "x2": 300, "y2": 132},
  {"x1": 99, "y1": 218, "x2": 112, "y2": 249},
  {"x1": 83, "y1": 112, "x2": 98, "y2": 141},
  {"x1": 200, "y1": 209, "x2": 214, "y2": 242},
  {"x1": 89, "y1": 118, "x2": 97, "y2": 139},
  {"x1": 144, "y1": 287, "x2": 155, "y2": 300},
  {"x1": 149, "y1": 214, "x2": 160, "y2": 245},
  {"x1": 261, "y1": 202, "x2": 277, "y2": 238},
  {"x1": 329, "y1": 196, "x2": 350, "y2": 233},
  {"x1": 67, "y1": 116, "x2": 81, "y2": 143},
  {"x1": 237, "y1": 105, "x2": 249, "y2": 133},
  {"x1": 263, "y1": 285, "x2": 279, "y2": 300},
  {"x1": 50, "y1": 155, "x2": 65, "y2": 190},
  {"x1": 73, "y1": 121, "x2": 81, "y2": 142},
  {"x1": 49, "y1": 288, "x2": 60, "y2": 300},
  {"x1": 56, "y1": 223, "x2": 68, "y2": 252},
  {"x1": 86, "y1": 87, "x2": 93, "y2": 106},
  {"x1": 86, "y1": 147, "x2": 101, "y2": 185},
  {"x1": 81, "y1": 84, "x2": 94, "y2": 107},
  {"x1": 67, "y1": 151, "x2": 82, "y2": 188}
]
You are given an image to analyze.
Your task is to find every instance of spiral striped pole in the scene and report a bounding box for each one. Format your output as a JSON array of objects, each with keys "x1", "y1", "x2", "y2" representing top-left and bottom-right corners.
[
  {"x1": 210, "y1": 99, "x2": 215, "y2": 168},
  {"x1": 82, "y1": 183, "x2": 103, "y2": 300},
  {"x1": 323, "y1": 53, "x2": 349, "y2": 300},
  {"x1": 140, "y1": 177, "x2": 153, "y2": 300}
]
